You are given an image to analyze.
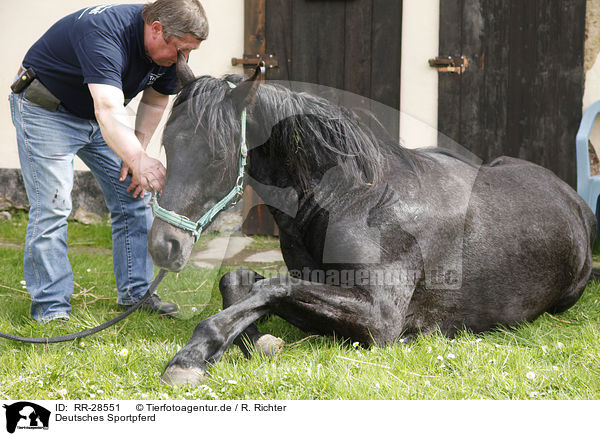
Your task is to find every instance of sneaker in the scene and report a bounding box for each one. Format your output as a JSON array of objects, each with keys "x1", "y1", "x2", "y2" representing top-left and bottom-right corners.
[{"x1": 119, "y1": 294, "x2": 179, "y2": 317}]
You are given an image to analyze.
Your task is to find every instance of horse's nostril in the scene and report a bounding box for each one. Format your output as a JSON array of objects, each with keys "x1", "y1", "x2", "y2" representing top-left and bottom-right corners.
[{"x1": 167, "y1": 238, "x2": 181, "y2": 261}]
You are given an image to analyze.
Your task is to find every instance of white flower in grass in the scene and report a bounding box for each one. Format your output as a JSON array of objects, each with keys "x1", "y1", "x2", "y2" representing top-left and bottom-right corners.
[
  {"x1": 57, "y1": 388, "x2": 68, "y2": 397},
  {"x1": 447, "y1": 353, "x2": 456, "y2": 359},
  {"x1": 191, "y1": 307, "x2": 198, "y2": 312},
  {"x1": 20, "y1": 280, "x2": 26, "y2": 285},
  {"x1": 141, "y1": 393, "x2": 149, "y2": 399},
  {"x1": 436, "y1": 355, "x2": 444, "y2": 361},
  {"x1": 529, "y1": 391, "x2": 539, "y2": 398},
  {"x1": 89, "y1": 393, "x2": 96, "y2": 399},
  {"x1": 424, "y1": 380, "x2": 431, "y2": 386},
  {"x1": 226, "y1": 380, "x2": 238, "y2": 385},
  {"x1": 557, "y1": 342, "x2": 565, "y2": 349},
  {"x1": 80, "y1": 341, "x2": 86, "y2": 348},
  {"x1": 37, "y1": 380, "x2": 44, "y2": 387},
  {"x1": 352, "y1": 341, "x2": 360, "y2": 348},
  {"x1": 117, "y1": 348, "x2": 129, "y2": 357},
  {"x1": 160, "y1": 393, "x2": 169, "y2": 400},
  {"x1": 427, "y1": 346, "x2": 432, "y2": 353},
  {"x1": 526, "y1": 371, "x2": 536, "y2": 380},
  {"x1": 200, "y1": 385, "x2": 219, "y2": 399},
  {"x1": 87, "y1": 268, "x2": 92, "y2": 272},
  {"x1": 552, "y1": 366, "x2": 559, "y2": 371}
]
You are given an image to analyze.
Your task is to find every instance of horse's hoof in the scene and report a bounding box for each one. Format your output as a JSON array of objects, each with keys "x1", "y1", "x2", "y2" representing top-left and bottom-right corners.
[
  {"x1": 255, "y1": 334, "x2": 285, "y2": 357},
  {"x1": 161, "y1": 365, "x2": 206, "y2": 386}
]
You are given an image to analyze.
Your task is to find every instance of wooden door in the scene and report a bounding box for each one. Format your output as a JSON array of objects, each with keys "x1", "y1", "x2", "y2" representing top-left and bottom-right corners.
[
  {"x1": 241, "y1": 0, "x2": 403, "y2": 234},
  {"x1": 437, "y1": 0, "x2": 586, "y2": 188}
]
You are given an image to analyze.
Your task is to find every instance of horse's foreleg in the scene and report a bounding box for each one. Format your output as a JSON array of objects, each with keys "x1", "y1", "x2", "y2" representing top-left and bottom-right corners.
[
  {"x1": 269, "y1": 276, "x2": 410, "y2": 345},
  {"x1": 220, "y1": 268, "x2": 284, "y2": 358},
  {"x1": 162, "y1": 287, "x2": 273, "y2": 386},
  {"x1": 162, "y1": 273, "x2": 411, "y2": 386}
]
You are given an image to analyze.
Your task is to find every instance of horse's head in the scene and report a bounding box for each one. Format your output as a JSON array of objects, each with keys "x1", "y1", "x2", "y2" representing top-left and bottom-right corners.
[{"x1": 148, "y1": 52, "x2": 262, "y2": 271}]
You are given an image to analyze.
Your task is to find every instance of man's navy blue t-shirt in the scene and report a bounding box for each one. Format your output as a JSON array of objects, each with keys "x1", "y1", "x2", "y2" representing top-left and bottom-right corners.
[{"x1": 22, "y1": 4, "x2": 179, "y2": 119}]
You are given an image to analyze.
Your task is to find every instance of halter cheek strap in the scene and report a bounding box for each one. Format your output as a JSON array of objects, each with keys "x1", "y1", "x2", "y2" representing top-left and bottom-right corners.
[{"x1": 151, "y1": 81, "x2": 248, "y2": 242}]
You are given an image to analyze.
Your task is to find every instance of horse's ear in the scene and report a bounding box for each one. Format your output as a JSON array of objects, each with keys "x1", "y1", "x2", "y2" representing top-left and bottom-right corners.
[
  {"x1": 230, "y1": 60, "x2": 265, "y2": 112},
  {"x1": 176, "y1": 50, "x2": 196, "y2": 89}
]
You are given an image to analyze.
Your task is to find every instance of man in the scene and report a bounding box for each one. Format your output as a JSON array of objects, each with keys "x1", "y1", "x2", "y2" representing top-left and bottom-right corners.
[{"x1": 9, "y1": 1, "x2": 207, "y2": 322}]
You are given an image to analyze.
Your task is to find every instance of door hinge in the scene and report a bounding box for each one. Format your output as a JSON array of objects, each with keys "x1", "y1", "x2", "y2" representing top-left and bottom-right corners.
[
  {"x1": 428, "y1": 56, "x2": 469, "y2": 74},
  {"x1": 231, "y1": 54, "x2": 279, "y2": 69}
]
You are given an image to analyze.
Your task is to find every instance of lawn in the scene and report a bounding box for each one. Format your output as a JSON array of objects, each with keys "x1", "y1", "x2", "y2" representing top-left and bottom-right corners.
[{"x1": 0, "y1": 211, "x2": 599, "y2": 400}]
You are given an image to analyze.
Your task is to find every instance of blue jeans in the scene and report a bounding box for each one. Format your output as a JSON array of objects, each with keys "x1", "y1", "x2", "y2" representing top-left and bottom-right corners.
[{"x1": 9, "y1": 91, "x2": 154, "y2": 321}]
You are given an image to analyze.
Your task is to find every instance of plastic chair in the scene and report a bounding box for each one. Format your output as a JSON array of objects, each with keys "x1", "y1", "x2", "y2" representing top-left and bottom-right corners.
[{"x1": 576, "y1": 100, "x2": 600, "y2": 217}]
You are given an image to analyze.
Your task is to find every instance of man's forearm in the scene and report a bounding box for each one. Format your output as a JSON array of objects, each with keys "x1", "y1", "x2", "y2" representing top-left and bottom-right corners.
[
  {"x1": 89, "y1": 82, "x2": 166, "y2": 196},
  {"x1": 135, "y1": 87, "x2": 170, "y2": 149},
  {"x1": 95, "y1": 104, "x2": 146, "y2": 168}
]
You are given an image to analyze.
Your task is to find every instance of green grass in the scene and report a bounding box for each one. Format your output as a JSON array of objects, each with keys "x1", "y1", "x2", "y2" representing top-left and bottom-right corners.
[
  {"x1": 0, "y1": 215, "x2": 599, "y2": 399},
  {"x1": 245, "y1": 235, "x2": 281, "y2": 251}
]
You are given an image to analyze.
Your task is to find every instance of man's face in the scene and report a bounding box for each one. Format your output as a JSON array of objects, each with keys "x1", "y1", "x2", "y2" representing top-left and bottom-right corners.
[{"x1": 146, "y1": 21, "x2": 201, "y2": 66}]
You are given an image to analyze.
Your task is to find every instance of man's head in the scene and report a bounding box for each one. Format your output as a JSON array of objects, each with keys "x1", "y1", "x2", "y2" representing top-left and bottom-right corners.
[{"x1": 143, "y1": 0, "x2": 208, "y2": 66}]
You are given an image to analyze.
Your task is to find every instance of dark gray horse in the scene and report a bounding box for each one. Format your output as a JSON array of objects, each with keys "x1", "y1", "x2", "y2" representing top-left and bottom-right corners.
[{"x1": 148, "y1": 57, "x2": 596, "y2": 386}]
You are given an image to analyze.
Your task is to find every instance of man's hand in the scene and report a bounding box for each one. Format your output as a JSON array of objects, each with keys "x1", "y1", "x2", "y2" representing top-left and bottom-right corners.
[{"x1": 124, "y1": 151, "x2": 166, "y2": 198}]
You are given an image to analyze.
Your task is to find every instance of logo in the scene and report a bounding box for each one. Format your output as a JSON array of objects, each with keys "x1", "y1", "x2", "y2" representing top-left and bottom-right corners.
[
  {"x1": 3, "y1": 402, "x2": 50, "y2": 434},
  {"x1": 88, "y1": 5, "x2": 114, "y2": 15},
  {"x1": 77, "y1": 5, "x2": 114, "y2": 19},
  {"x1": 147, "y1": 73, "x2": 163, "y2": 86}
]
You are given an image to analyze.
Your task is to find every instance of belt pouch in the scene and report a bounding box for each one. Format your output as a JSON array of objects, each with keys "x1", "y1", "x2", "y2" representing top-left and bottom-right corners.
[{"x1": 24, "y1": 79, "x2": 61, "y2": 112}]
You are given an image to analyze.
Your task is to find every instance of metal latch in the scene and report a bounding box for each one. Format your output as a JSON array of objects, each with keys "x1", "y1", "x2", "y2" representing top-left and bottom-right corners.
[
  {"x1": 231, "y1": 54, "x2": 279, "y2": 69},
  {"x1": 428, "y1": 56, "x2": 469, "y2": 74}
]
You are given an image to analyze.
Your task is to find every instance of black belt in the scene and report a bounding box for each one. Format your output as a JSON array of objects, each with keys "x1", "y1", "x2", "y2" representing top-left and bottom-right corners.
[{"x1": 11, "y1": 67, "x2": 61, "y2": 112}]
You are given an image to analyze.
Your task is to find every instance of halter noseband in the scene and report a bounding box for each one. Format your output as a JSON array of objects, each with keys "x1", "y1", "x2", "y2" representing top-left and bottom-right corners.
[{"x1": 150, "y1": 81, "x2": 248, "y2": 242}]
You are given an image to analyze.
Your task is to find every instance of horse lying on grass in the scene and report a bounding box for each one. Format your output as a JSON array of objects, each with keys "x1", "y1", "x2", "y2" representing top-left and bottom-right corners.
[{"x1": 148, "y1": 56, "x2": 596, "y2": 386}]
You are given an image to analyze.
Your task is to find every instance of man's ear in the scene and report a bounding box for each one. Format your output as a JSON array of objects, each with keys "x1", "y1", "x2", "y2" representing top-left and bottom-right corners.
[
  {"x1": 176, "y1": 50, "x2": 196, "y2": 90},
  {"x1": 230, "y1": 60, "x2": 265, "y2": 113}
]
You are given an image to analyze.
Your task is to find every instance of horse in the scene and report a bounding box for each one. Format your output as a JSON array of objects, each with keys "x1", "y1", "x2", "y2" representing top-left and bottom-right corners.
[{"x1": 148, "y1": 54, "x2": 596, "y2": 386}]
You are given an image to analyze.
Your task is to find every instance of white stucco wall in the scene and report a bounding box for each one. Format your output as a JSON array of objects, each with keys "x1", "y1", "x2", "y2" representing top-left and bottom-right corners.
[
  {"x1": 400, "y1": 0, "x2": 439, "y2": 150},
  {"x1": 0, "y1": 0, "x2": 244, "y2": 170}
]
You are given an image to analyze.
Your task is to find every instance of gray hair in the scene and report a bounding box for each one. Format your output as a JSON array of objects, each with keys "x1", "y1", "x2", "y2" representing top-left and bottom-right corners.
[{"x1": 142, "y1": 0, "x2": 209, "y2": 41}]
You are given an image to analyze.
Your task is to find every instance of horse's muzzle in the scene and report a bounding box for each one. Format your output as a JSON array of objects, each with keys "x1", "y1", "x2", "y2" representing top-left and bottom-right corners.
[{"x1": 148, "y1": 221, "x2": 195, "y2": 272}]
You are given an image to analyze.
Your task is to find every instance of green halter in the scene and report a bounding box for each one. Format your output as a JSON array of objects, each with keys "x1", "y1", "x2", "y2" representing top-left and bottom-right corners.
[{"x1": 151, "y1": 81, "x2": 248, "y2": 242}]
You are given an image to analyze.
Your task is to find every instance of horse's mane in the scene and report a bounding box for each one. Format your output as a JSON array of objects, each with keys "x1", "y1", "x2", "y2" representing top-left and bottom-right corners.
[{"x1": 172, "y1": 74, "x2": 427, "y2": 190}]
